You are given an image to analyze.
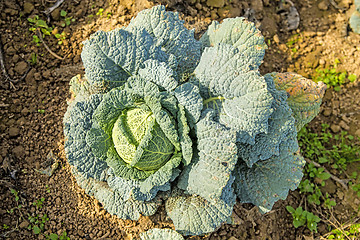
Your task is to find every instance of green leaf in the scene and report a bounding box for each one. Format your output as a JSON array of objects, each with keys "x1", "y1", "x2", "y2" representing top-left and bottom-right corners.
[
  {"x1": 286, "y1": 206, "x2": 295, "y2": 213},
  {"x1": 33, "y1": 225, "x2": 41, "y2": 234},
  {"x1": 48, "y1": 233, "x2": 59, "y2": 240},
  {"x1": 318, "y1": 172, "x2": 331, "y2": 180},
  {"x1": 60, "y1": 10, "x2": 67, "y2": 17}
]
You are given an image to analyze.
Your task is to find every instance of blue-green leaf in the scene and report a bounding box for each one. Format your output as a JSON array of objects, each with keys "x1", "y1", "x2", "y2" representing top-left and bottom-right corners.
[
  {"x1": 82, "y1": 27, "x2": 167, "y2": 91},
  {"x1": 234, "y1": 142, "x2": 305, "y2": 213},
  {"x1": 140, "y1": 228, "x2": 184, "y2": 240},
  {"x1": 126, "y1": 5, "x2": 201, "y2": 80}
]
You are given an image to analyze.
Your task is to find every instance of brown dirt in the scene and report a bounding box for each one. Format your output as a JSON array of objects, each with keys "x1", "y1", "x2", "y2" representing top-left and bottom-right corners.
[{"x1": 1, "y1": 0, "x2": 359, "y2": 239}]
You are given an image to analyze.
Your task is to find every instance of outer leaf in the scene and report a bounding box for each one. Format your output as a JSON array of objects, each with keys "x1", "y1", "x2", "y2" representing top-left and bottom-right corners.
[
  {"x1": 193, "y1": 44, "x2": 273, "y2": 139},
  {"x1": 81, "y1": 27, "x2": 167, "y2": 91},
  {"x1": 166, "y1": 188, "x2": 236, "y2": 236},
  {"x1": 237, "y1": 74, "x2": 298, "y2": 167},
  {"x1": 85, "y1": 123, "x2": 112, "y2": 161},
  {"x1": 73, "y1": 169, "x2": 161, "y2": 220},
  {"x1": 173, "y1": 82, "x2": 203, "y2": 128},
  {"x1": 200, "y1": 17, "x2": 267, "y2": 69},
  {"x1": 107, "y1": 168, "x2": 170, "y2": 202},
  {"x1": 140, "y1": 228, "x2": 184, "y2": 240},
  {"x1": 63, "y1": 94, "x2": 108, "y2": 180},
  {"x1": 234, "y1": 141, "x2": 305, "y2": 213},
  {"x1": 138, "y1": 59, "x2": 178, "y2": 91},
  {"x1": 176, "y1": 105, "x2": 193, "y2": 165},
  {"x1": 266, "y1": 72, "x2": 326, "y2": 131},
  {"x1": 350, "y1": 11, "x2": 360, "y2": 34},
  {"x1": 177, "y1": 109, "x2": 237, "y2": 202},
  {"x1": 126, "y1": 5, "x2": 202, "y2": 80}
]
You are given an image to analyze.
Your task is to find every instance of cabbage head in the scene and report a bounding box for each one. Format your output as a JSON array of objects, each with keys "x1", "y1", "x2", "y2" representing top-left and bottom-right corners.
[{"x1": 63, "y1": 5, "x2": 326, "y2": 236}]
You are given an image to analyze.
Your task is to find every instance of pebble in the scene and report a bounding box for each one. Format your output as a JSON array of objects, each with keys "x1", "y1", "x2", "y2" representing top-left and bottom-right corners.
[
  {"x1": 23, "y1": 2, "x2": 34, "y2": 14},
  {"x1": 339, "y1": 121, "x2": 350, "y2": 131},
  {"x1": 251, "y1": 0, "x2": 263, "y2": 12},
  {"x1": 19, "y1": 220, "x2": 29, "y2": 228},
  {"x1": 330, "y1": 124, "x2": 341, "y2": 133},
  {"x1": 323, "y1": 109, "x2": 332, "y2": 116},
  {"x1": 6, "y1": 46, "x2": 16, "y2": 55},
  {"x1": 273, "y1": 34, "x2": 280, "y2": 44},
  {"x1": 318, "y1": 1, "x2": 329, "y2": 11},
  {"x1": 43, "y1": 70, "x2": 51, "y2": 79},
  {"x1": 8, "y1": 127, "x2": 20, "y2": 137},
  {"x1": 14, "y1": 61, "x2": 28, "y2": 75},
  {"x1": 13, "y1": 145, "x2": 25, "y2": 158},
  {"x1": 55, "y1": 197, "x2": 61, "y2": 206},
  {"x1": 207, "y1": 0, "x2": 225, "y2": 8},
  {"x1": 355, "y1": 129, "x2": 360, "y2": 137}
]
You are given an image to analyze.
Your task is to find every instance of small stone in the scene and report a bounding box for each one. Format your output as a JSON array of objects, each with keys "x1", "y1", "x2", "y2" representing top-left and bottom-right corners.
[
  {"x1": 55, "y1": 197, "x2": 61, "y2": 206},
  {"x1": 354, "y1": 129, "x2": 360, "y2": 138},
  {"x1": 9, "y1": 127, "x2": 20, "y2": 137},
  {"x1": 339, "y1": 121, "x2": 349, "y2": 130},
  {"x1": 14, "y1": 61, "x2": 28, "y2": 75},
  {"x1": 229, "y1": 6, "x2": 241, "y2": 17},
  {"x1": 6, "y1": 46, "x2": 16, "y2": 55},
  {"x1": 273, "y1": 34, "x2": 280, "y2": 43},
  {"x1": 218, "y1": 7, "x2": 230, "y2": 18},
  {"x1": 261, "y1": 17, "x2": 278, "y2": 36},
  {"x1": 19, "y1": 220, "x2": 29, "y2": 228},
  {"x1": 319, "y1": 59, "x2": 325, "y2": 65},
  {"x1": 318, "y1": 0, "x2": 329, "y2": 10},
  {"x1": 207, "y1": 0, "x2": 225, "y2": 8},
  {"x1": 210, "y1": 10, "x2": 218, "y2": 20},
  {"x1": 195, "y1": 3, "x2": 202, "y2": 10},
  {"x1": 330, "y1": 124, "x2": 341, "y2": 133},
  {"x1": 43, "y1": 70, "x2": 51, "y2": 79},
  {"x1": 23, "y1": 2, "x2": 34, "y2": 14},
  {"x1": 51, "y1": 9, "x2": 61, "y2": 21},
  {"x1": 323, "y1": 109, "x2": 331, "y2": 116},
  {"x1": 251, "y1": 0, "x2": 263, "y2": 12}
]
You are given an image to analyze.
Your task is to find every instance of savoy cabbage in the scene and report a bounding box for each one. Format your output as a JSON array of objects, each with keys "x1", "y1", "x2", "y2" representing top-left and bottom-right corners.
[{"x1": 63, "y1": 5, "x2": 326, "y2": 236}]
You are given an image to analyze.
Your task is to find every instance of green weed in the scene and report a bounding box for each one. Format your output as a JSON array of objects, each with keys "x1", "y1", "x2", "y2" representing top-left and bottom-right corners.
[
  {"x1": 47, "y1": 231, "x2": 70, "y2": 240},
  {"x1": 33, "y1": 197, "x2": 45, "y2": 209},
  {"x1": 327, "y1": 223, "x2": 360, "y2": 239},
  {"x1": 314, "y1": 59, "x2": 357, "y2": 91},
  {"x1": 286, "y1": 206, "x2": 321, "y2": 232},
  {"x1": 27, "y1": 214, "x2": 49, "y2": 235}
]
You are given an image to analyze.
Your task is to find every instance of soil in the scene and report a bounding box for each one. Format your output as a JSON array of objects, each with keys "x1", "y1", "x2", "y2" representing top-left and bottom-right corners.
[{"x1": 0, "y1": 0, "x2": 360, "y2": 239}]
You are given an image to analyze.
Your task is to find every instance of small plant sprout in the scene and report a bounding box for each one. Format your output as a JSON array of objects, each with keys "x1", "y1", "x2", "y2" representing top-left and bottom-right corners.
[{"x1": 286, "y1": 206, "x2": 321, "y2": 232}]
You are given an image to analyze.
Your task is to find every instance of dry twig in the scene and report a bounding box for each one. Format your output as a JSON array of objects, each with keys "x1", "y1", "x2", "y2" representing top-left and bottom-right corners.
[
  {"x1": 43, "y1": 0, "x2": 65, "y2": 15},
  {"x1": 305, "y1": 158, "x2": 349, "y2": 190},
  {"x1": 36, "y1": 29, "x2": 64, "y2": 60}
]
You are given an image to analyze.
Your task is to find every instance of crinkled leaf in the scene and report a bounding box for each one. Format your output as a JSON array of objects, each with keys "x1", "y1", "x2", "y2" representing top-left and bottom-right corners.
[
  {"x1": 106, "y1": 147, "x2": 154, "y2": 180},
  {"x1": 173, "y1": 82, "x2": 203, "y2": 128},
  {"x1": 201, "y1": 17, "x2": 266, "y2": 68},
  {"x1": 144, "y1": 82, "x2": 180, "y2": 151},
  {"x1": 193, "y1": 44, "x2": 273, "y2": 139},
  {"x1": 138, "y1": 59, "x2": 178, "y2": 91},
  {"x1": 85, "y1": 123, "x2": 112, "y2": 161},
  {"x1": 166, "y1": 188, "x2": 235, "y2": 236},
  {"x1": 176, "y1": 105, "x2": 193, "y2": 165},
  {"x1": 126, "y1": 5, "x2": 201, "y2": 80},
  {"x1": 139, "y1": 153, "x2": 182, "y2": 194},
  {"x1": 92, "y1": 86, "x2": 135, "y2": 135},
  {"x1": 267, "y1": 72, "x2": 326, "y2": 131},
  {"x1": 63, "y1": 94, "x2": 108, "y2": 180},
  {"x1": 234, "y1": 142, "x2": 305, "y2": 213},
  {"x1": 177, "y1": 109, "x2": 237, "y2": 202},
  {"x1": 107, "y1": 168, "x2": 170, "y2": 202},
  {"x1": 73, "y1": 169, "x2": 161, "y2": 220},
  {"x1": 81, "y1": 27, "x2": 167, "y2": 91},
  {"x1": 237, "y1": 74, "x2": 298, "y2": 167},
  {"x1": 140, "y1": 228, "x2": 184, "y2": 240}
]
